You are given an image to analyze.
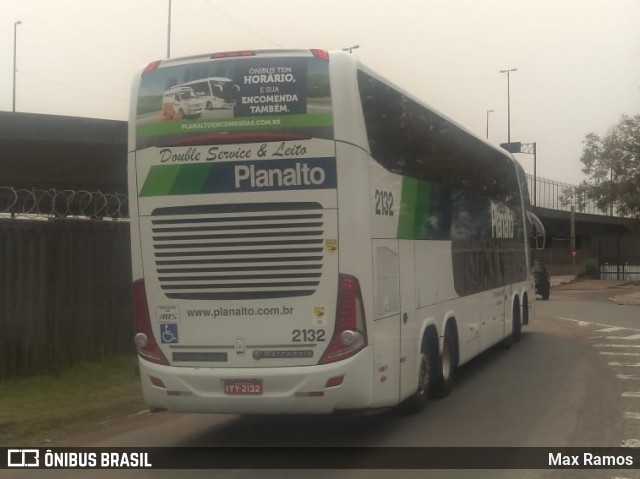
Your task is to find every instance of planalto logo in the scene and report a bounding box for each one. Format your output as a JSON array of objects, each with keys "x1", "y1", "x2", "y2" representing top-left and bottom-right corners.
[
  {"x1": 235, "y1": 162, "x2": 326, "y2": 189},
  {"x1": 140, "y1": 157, "x2": 337, "y2": 197},
  {"x1": 490, "y1": 201, "x2": 515, "y2": 239}
]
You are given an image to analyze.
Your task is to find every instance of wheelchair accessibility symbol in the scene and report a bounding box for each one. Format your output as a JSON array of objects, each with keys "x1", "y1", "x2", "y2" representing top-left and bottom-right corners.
[{"x1": 160, "y1": 324, "x2": 179, "y2": 344}]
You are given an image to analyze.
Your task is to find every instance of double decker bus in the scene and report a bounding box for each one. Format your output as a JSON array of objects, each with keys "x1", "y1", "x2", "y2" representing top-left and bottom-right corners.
[{"x1": 128, "y1": 49, "x2": 536, "y2": 414}]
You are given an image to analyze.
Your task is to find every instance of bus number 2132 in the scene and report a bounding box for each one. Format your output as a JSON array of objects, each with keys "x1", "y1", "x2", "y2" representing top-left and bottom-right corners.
[{"x1": 374, "y1": 190, "x2": 394, "y2": 216}]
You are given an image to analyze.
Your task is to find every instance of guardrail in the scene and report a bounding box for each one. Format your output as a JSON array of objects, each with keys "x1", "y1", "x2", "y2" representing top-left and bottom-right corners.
[{"x1": 526, "y1": 174, "x2": 617, "y2": 216}]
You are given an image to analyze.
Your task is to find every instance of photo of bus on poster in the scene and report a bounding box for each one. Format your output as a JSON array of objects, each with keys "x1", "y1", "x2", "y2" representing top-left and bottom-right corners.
[{"x1": 135, "y1": 54, "x2": 333, "y2": 149}]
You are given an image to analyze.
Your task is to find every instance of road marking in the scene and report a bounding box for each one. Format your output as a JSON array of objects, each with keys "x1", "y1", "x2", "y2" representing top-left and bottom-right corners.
[
  {"x1": 624, "y1": 412, "x2": 640, "y2": 420},
  {"x1": 596, "y1": 344, "x2": 640, "y2": 348},
  {"x1": 601, "y1": 352, "x2": 640, "y2": 357},
  {"x1": 595, "y1": 326, "x2": 626, "y2": 332},
  {"x1": 606, "y1": 334, "x2": 640, "y2": 340},
  {"x1": 555, "y1": 317, "x2": 591, "y2": 327},
  {"x1": 622, "y1": 392, "x2": 640, "y2": 398},
  {"x1": 609, "y1": 362, "x2": 640, "y2": 367},
  {"x1": 622, "y1": 439, "x2": 640, "y2": 447},
  {"x1": 617, "y1": 374, "x2": 640, "y2": 380},
  {"x1": 555, "y1": 316, "x2": 640, "y2": 332}
]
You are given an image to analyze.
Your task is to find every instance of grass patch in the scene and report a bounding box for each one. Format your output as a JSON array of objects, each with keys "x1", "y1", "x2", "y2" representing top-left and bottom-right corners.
[{"x1": 0, "y1": 355, "x2": 147, "y2": 446}]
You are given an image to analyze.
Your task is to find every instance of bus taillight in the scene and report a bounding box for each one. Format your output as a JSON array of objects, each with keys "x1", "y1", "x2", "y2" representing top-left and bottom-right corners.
[
  {"x1": 132, "y1": 279, "x2": 169, "y2": 365},
  {"x1": 142, "y1": 60, "x2": 161, "y2": 75},
  {"x1": 319, "y1": 274, "x2": 368, "y2": 364},
  {"x1": 311, "y1": 49, "x2": 329, "y2": 61}
]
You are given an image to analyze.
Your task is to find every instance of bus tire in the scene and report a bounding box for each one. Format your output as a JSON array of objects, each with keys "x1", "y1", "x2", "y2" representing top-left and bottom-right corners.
[
  {"x1": 522, "y1": 294, "x2": 529, "y2": 325},
  {"x1": 403, "y1": 332, "x2": 436, "y2": 414},
  {"x1": 512, "y1": 299, "x2": 522, "y2": 343},
  {"x1": 541, "y1": 287, "x2": 550, "y2": 300},
  {"x1": 431, "y1": 324, "x2": 457, "y2": 398}
]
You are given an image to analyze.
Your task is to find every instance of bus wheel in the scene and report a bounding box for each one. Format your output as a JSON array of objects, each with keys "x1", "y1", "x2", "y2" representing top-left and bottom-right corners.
[
  {"x1": 512, "y1": 299, "x2": 522, "y2": 343},
  {"x1": 523, "y1": 294, "x2": 530, "y2": 325},
  {"x1": 403, "y1": 334, "x2": 434, "y2": 413},
  {"x1": 431, "y1": 325, "x2": 457, "y2": 398},
  {"x1": 206, "y1": 101, "x2": 212, "y2": 110}
]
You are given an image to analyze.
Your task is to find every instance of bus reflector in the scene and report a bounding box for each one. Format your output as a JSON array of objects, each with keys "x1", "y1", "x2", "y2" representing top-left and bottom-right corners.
[
  {"x1": 150, "y1": 376, "x2": 166, "y2": 388},
  {"x1": 132, "y1": 279, "x2": 169, "y2": 365},
  {"x1": 295, "y1": 391, "x2": 325, "y2": 397},
  {"x1": 311, "y1": 49, "x2": 329, "y2": 61},
  {"x1": 319, "y1": 274, "x2": 367, "y2": 364},
  {"x1": 325, "y1": 375, "x2": 344, "y2": 388}
]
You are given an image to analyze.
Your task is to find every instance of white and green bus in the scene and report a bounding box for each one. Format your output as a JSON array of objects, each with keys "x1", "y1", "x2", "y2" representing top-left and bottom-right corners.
[{"x1": 128, "y1": 49, "x2": 537, "y2": 414}]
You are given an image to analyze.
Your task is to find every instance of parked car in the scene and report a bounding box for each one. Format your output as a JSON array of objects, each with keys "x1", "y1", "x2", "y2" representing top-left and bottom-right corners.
[{"x1": 532, "y1": 261, "x2": 550, "y2": 300}]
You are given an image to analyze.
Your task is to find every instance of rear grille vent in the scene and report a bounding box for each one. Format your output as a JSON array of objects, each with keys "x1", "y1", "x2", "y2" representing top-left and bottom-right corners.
[{"x1": 151, "y1": 203, "x2": 324, "y2": 300}]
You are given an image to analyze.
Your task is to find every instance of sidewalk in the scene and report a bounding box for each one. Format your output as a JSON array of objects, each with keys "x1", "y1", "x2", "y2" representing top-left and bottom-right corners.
[
  {"x1": 550, "y1": 275, "x2": 576, "y2": 287},
  {"x1": 551, "y1": 277, "x2": 640, "y2": 306},
  {"x1": 609, "y1": 291, "x2": 640, "y2": 306}
]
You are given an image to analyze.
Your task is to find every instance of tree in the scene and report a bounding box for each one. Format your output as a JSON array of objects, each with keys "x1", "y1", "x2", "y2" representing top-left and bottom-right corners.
[{"x1": 572, "y1": 115, "x2": 640, "y2": 219}]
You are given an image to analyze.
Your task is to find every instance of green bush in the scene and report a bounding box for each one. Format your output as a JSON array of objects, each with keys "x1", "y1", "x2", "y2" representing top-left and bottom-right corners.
[{"x1": 579, "y1": 258, "x2": 600, "y2": 278}]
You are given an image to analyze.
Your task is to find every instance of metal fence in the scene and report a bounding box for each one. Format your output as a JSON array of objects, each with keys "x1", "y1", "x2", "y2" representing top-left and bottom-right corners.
[
  {"x1": 600, "y1": 264, "x2": 640, "y2": 281},
  {"x1": 0, "y1": 218, "x2": 133, "y2": 379}
]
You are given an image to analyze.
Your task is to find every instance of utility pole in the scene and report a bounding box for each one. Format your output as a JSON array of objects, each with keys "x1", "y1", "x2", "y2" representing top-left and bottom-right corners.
[
  {"x1": 486, "y1": 109, "x2": 494, "y2": 139},
  {"x1": 167, "y1": 0, "x2": 172, "y2": 58},
  {"x1": 13, "y1": 20, "x2": 22, "y2": 112},
  {"x1": 499, "y1": 68, "x2": 517, "y2": 143}
]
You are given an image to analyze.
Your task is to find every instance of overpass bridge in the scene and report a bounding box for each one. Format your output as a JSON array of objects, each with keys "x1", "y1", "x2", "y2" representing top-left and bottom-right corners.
[
  {"x1": 525, "y1": 174, "x2": 638, "y2": 276},
  {"x1": 1, "y1": 112, "x2": 637, "y2": 275}
]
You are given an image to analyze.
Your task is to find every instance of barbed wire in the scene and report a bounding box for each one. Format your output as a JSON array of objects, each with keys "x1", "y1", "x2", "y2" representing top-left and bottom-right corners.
[
  {"x1": 0, "y1": 176, "x2": 624, "y2": 220},
  {"x1": 0, "y1": 187, "x2": 128, "y2": 219}
]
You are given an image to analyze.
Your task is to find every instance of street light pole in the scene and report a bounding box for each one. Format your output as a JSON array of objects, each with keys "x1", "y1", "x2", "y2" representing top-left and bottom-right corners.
[
  {"x1": 167, "y1": 0, "x2": 172, "y2": 58},
  {"x1": 342, "y1": 45, "x2": 360, "y2": 53},
  {"x1": 499, "y1": 68, "x2": 517, "y2": 143},
  {"x1": 13, "y1": 20, "x2": 22, "y2": 113},
  {"x1": 486, "y1": 109, "x2": 494, "y2": 139}
]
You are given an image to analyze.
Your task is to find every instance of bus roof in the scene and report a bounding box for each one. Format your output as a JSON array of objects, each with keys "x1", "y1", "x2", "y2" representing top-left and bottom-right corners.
[{"x1": 181, "y1": 77, "x2": 234, "y2": 84}]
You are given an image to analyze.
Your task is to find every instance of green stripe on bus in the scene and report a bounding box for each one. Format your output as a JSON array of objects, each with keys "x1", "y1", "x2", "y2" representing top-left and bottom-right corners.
[
  {"x1": 397, "y1": 177, "x2": 431, "y2": 239},
  {"x1": 397, "y1": 177, "x2": 418, "y2": 239},
  {"x1": 139, "y1": 165, "x2": 182, "y2": 197},
  {"x1": 170, "y1": 163, "x2": 213, "y2": 195},
  {"x1": 414, "y1": 180, "x2": 431, "y2": 239}
]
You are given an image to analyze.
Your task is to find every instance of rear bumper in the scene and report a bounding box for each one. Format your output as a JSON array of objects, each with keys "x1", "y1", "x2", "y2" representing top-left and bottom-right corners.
[{"x1": 138, "y1": 347, "x2": 374, "y2": 414}]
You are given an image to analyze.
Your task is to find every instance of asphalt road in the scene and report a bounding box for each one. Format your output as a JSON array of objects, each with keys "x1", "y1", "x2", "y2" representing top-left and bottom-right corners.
[
  {"x1": 5, "y1": 283, "x2": 640, "y2": 479},
  {"x1": 537, "y1": 281, "x2": 640, "y2": 330}
]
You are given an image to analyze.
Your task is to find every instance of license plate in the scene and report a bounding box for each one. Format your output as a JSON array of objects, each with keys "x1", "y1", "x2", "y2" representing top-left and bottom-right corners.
[{"x1": 223, "y1": 379, "x2": 263, "y2": 395}]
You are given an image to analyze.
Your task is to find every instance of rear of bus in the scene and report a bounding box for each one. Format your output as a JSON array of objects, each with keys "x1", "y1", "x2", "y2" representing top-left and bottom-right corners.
[{"x1": 128, "y1": 49, "x2": 372, "y2": 414}]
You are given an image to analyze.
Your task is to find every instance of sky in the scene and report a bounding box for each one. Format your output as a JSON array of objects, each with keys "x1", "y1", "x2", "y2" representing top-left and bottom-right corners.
[{"x1": 0, "y1": 0, "x2": 639, "y2": 184}]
